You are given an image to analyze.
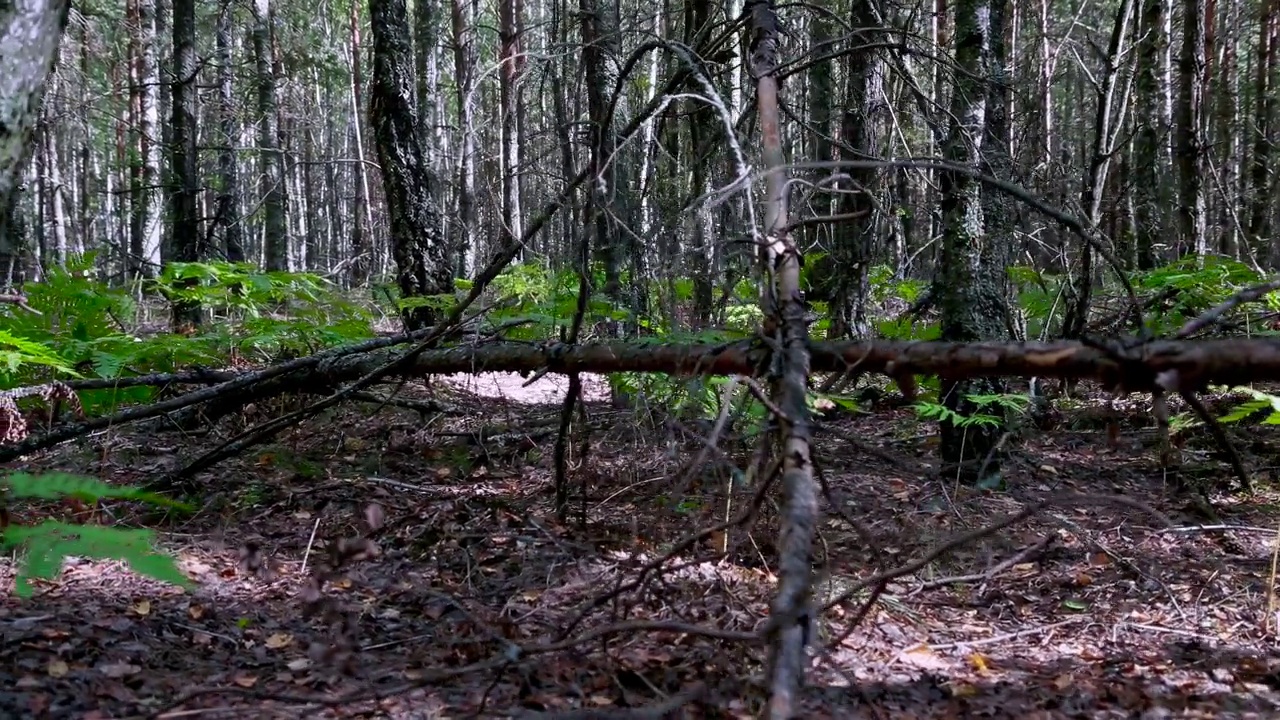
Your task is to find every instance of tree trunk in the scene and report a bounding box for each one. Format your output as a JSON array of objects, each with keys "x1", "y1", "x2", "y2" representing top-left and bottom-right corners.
[
  {"x1": 170, "y1": 0, "x2": 204, "y2": 331},
  {"x1": 1061, "y1": 0, "x2": 1135, "y2": 338},
  {"x1": 215, "y1": 2, "x2": 245, "y2": 263},
  {"x1": 451, "y1": 0, "x2": 477, "y2": 274},
  {"x1": 1249, "y1": 0, "x2": 1278, "y2": 261},
  {"x1": 934, "y1": 0, "x2": 1009, "y2": 485},
  {"x1": 252, "y1": 0, "x2": 288, "y2": 271},
  {"x1": 348, "y1": 0, "x2": 372, "y2": 284},
  {"x1": 497, "y1": 0, "x2": 526, "y2": 261},
  {"x1": 1176, "y1": 0, "x2": 1208, "y2": 258},
  {"x1": 683, "y1": 0, "x2": 717, "y2": 325},
  {"x1": 368, "y1": 0, "x2": 455, "y2": 329},
  {"x1": 580, "y1": 0, "x2": 623, "y2": 300},
  {"x1": 829, "y1": 0, "x2": 884, "y2": 339},
  {"x1": 1133, "y1": 0, "x2": 1172, "y2": 270},
  {"x1": 0, "y1": 0, "x2": 70, "y2": 283}
]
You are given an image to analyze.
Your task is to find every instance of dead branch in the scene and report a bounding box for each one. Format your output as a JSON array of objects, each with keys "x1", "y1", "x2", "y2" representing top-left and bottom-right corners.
[
  {"x1": 63, "y1": 368, "x2": 241, "y2": 390},
  {"x1": 0, "y1": 293, "x2": 41, "y2": 314},
  {"x1": 1178, "y1": 389, "x2": 1252, "y2": 492},
  {"x1": 158, "y1": 336, "x2": 1280, "y2": 398},
  {"x1": 15, "y1": 335, "x2": 1280, "y2": 471},
  {"x1": 348, "y1": 390, "x2": 457, "y2": 417},
  {"x1": 750, "y1": 5, "x2": 817, "y2": 717},
  {"x1": 906, "y1": 535, "x2": 1055, "y2": 596}
]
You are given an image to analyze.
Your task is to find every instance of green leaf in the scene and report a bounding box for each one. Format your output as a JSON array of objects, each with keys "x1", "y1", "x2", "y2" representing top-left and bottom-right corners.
[
  {"x1": 3, "y1": 522, "x2": 192, "y2": 597},
  {"x1": 5, "y1": 472, "x2": 193, "y2": 512}
]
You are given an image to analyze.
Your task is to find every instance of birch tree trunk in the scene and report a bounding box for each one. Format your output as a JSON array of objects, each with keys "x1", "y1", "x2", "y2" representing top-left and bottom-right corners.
[
  {"x1": 451, "y1": 0, "x2": 478, "y2": 274},
  {"x1": 498, "y1": 0, "x2": 526, "y2": 256},
  {"x1": 0, "y1": 0, "x2": 69, "y2": 285},
  {"x1": 369, "y1": 0, "x2": 455, "y2": 329}
]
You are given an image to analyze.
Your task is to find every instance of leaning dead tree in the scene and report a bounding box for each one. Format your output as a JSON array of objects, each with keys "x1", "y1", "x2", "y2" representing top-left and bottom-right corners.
[{"x1": 747, "y1": 2, "x2": 815, "y2": 716}]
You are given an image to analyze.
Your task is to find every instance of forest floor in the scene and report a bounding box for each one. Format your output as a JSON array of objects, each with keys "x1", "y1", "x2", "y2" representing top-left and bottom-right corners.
[{"x1": 4, "y1": 372, "x2": 1280, "y2": 719}]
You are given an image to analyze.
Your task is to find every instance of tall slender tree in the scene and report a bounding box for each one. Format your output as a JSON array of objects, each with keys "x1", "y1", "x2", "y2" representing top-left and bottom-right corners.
[
  {"x1": 368, "y1": 0, "x2": 454, "y2": 329},
  {"x1": 169, "y1": 0, "x2": 203, "y2": 330},
  {"x1": 252, "y1": 0, "x2": 289, "y2": 270},
  {"x1": 933, "y1": 0, "x2": 1010, "y2": 483},
  {"x1": 0, "y1": 0, "x2": 70, "y2": 285}
]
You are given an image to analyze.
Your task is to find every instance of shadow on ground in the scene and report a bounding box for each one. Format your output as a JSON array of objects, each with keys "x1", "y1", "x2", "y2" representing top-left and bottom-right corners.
[{"x1": 3, "y1": 378, "x2": 1280, "y2": 718}]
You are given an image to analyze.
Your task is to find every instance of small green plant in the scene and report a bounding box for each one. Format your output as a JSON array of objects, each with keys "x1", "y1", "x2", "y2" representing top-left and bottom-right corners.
[
  {"x1": 1133, "y1": 256, "x2": 1276, "y2": 334},
  {"x1": 1217, "y1": 387, "x2": 1280, "y2": 425},
  {"x1": 0, "y1": 260, "x2": 379, "y2": 414},
  {"x1": 0, "y1": 328, "x2": 80, "y2": 380},
  {"x1": 913, "y1": 392, "x2": 1030, "y2": 429},
  {"x1": 1, "y1": 472, "x2": 193, "y2": 597}
]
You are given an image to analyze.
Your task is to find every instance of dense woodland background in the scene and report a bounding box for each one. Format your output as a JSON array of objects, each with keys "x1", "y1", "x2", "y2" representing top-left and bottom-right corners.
[
  {"x1": 4, "y1": 0, "x2": 1280, "y2": 716},
  {"x1": 10, "y1": 0, "x2": 1276, "y2": 312}
]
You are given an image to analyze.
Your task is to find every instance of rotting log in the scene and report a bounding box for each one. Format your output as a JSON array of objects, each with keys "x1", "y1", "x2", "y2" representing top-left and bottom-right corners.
[
  {"x1": 6, "y1": 336, "x2": 1280, "y2": 465},
  {"x1": 63, "y1": 336, "x2": 1278, "y2": 395},
  {"x1": 310, "y1": 337, "x2": 1280, "y2": 391}
]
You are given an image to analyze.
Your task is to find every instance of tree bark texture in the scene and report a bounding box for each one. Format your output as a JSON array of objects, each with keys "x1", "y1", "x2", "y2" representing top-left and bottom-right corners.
[
  {"x1": 369, "y1": 0, "x2": 455, "y2": 330},
  {"x1": 0, "y1": 0, "x2": 69, "y2": 282},
  {"x1": 169, "y1": 0, "x2": 204, "y2": 331},
  {"x1": 934, "y1": 0, "x2": 1010, "y2": 483}
]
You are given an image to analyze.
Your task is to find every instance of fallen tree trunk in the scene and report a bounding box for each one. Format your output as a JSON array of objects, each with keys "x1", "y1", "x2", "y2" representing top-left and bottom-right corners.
[
  {"x1": 310, "y1": 337, "x2": 1280, "y2": 391},
  {"x1": 61, "y1": 335, "x2": 1278, "y2": 398},
  {"x1": 6, "y1": 336, "x2": 1280, "y2": 465}
]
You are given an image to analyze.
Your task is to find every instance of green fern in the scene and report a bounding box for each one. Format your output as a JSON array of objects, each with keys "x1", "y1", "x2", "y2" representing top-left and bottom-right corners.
[
  {"x1": 6, "y1": 471, "x2": 193, "y2": 511},
  {"x1": 1218, "y1": 387, "x2": 1280, "y2": 425},
  {"x1": 1, "y1": 472, "x2": 193, "y2": 597},
  {"x1": 2, "y1": 522, "x2": 192, "y2": 597},
  {"x1": 0, "y1": 328, "x2": 79, "y2": 380},
  {"x1": 915, "y1": 400, "x2": 1003, "y2": 428},
  {"x1": 914, "y1": 392, "x2": 1029, "y2": 429}
]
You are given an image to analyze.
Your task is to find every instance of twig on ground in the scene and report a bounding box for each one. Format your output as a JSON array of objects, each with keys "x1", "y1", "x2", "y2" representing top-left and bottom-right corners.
[
  {"x1": 148, "y1": 619, "x2": 742, "y2": 720},
  {"x1": 925, "y1": 618, "x2": 1084, "y2": 651},
  {"x1": 1158, "y1": 524, "x2": 1276, "y2": 534},
  {"x1": 556, "y1": 456, "x2": 782, "y2": 642},
  {"x1": 820, "y1": 492, "x2": 1173, "y2": 615},
  {"x1": 517, "y1": 682, "x2": 708, "y2": 719},
  {"x1": 348, "y1": 390, "x2": 456, "y2": 416},
  {"x1": 905, "y1": 534, "x2": 1054, "y2": 597}
]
